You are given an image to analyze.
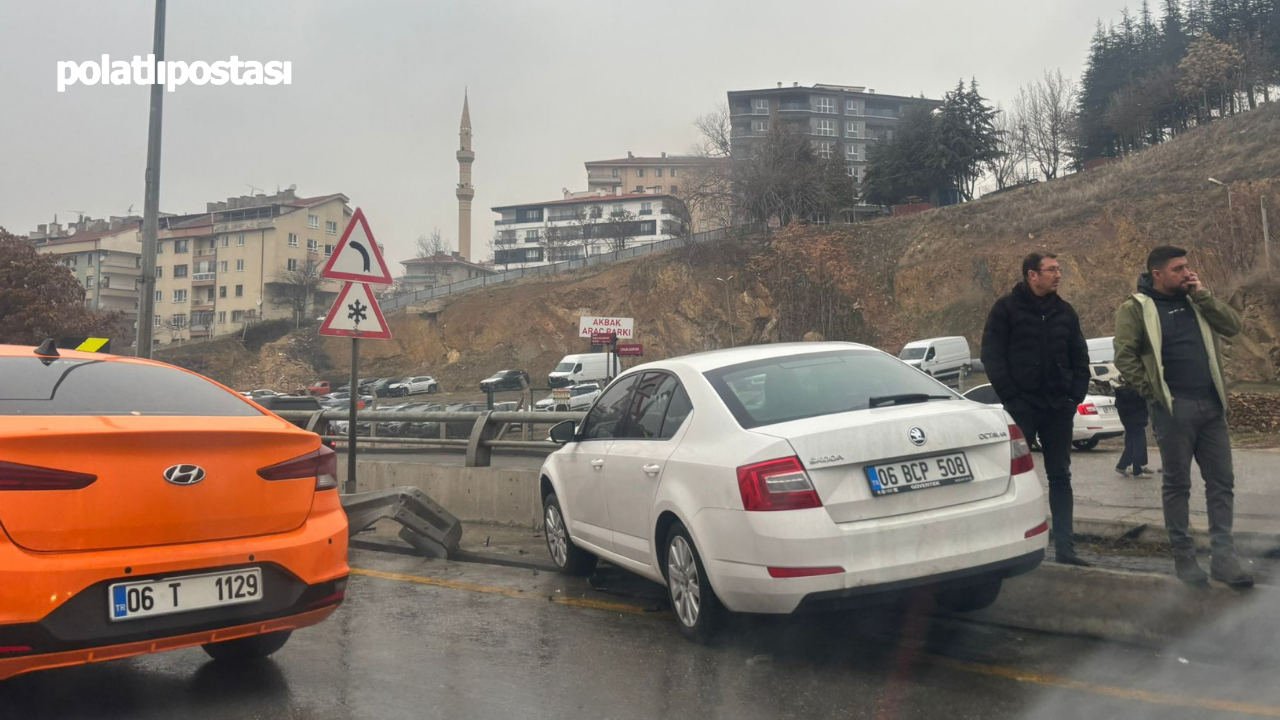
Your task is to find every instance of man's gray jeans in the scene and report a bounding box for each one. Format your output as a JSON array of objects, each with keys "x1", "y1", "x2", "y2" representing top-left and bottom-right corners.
[{"x1": 1149, "y1": 397, "x2": 1236, "y2": 555}]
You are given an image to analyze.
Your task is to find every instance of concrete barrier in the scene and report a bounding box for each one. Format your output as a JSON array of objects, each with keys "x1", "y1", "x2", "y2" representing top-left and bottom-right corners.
[{"x1": 341, "y1": 460, "x2": 542, "y2": 528}]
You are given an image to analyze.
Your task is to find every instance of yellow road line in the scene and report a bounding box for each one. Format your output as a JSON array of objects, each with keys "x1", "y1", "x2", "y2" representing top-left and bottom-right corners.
[
  {"x1": 929, "y1": 656, "x2": 1280, "y2": 718},
  {"x1": 350, "y1": 566, "x2": 655, "y2": 616},
  {"x1": 353, "y1": 566, "x2": 1280, "y2": 717}
]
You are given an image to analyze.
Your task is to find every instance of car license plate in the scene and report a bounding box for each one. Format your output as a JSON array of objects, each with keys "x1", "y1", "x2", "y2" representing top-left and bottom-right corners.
[
  {"x1": 1100, "y1": 405, "x2": 1116, "y2": 414},
  {"x1": 109, "y1": 568, "x2": 263, "y2": 622},
  {"x1": 866, "y1": 452, "x2": 973, "y2": 497}
]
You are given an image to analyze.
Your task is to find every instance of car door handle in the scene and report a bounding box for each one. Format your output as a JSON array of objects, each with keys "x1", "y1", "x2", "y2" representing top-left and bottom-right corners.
[
  {"x1": 591, "y1": 459, "x2": 605, "y2": 469},
  {"x1": 643, "y1": 464, "x2": 661, "y2": 475}
]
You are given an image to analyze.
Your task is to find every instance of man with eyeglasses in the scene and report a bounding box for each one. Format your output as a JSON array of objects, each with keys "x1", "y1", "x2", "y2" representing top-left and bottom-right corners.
[
  {"x1": 981, "y1": 251, "x2": 1091, "y2": 566},
  {"x1": 1114, "y1": 246, "x2": 1250, "y2": 587}
]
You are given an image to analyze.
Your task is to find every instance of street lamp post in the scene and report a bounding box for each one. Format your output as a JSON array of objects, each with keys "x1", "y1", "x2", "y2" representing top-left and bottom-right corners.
[
  {"x1": 136, "y1": 0, "x2": 166, "y2": 357},
  {"x1": 1208, "y1": 177, "x2": 1232, "y2": 211},
  {"x1": 715, "y1": 275, "x2": 735, "y2": 348}
]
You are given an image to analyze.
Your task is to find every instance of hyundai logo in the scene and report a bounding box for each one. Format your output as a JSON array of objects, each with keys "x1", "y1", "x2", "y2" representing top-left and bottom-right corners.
[
  {"x1": 908, "y1": 427, "x2": 927, "y2": 446},
  {"x1": 163, "y1": 464, "x2": 206, "y2": 486}
]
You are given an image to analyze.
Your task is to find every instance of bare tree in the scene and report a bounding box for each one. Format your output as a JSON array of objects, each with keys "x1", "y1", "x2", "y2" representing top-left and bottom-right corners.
[
  {"x1": 987, "y1": 103, "x2": 1025, "y2": 190},
  {"x1": 415, "y1": 228, "x2": 451, "y2": 258},
  {"x1": 269, "y1": 258, "x2": 323, "y2": 325},
  {"x1": 539, "y1": 220, "x2": 579, "y2": 264},
  {"x1": 1024, "y1": 70, "x2": 1078, "y2": 180},
  {"x1": 599, "y1": 208, "x2": 638, "y2": 253},
  {"x1": 733, "y1": 125, "x2": 855, "y2": 225},
  {"x1": 568, "y1": 205, "x2": 602, "y2": 258},
  {"x1": 693, "y1": 103, "x2": 732, "y2": 159}
]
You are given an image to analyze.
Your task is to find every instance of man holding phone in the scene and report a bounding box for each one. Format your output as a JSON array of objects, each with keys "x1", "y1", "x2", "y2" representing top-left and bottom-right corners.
[{"x1": 1114, "y1": 246, "x2": 1249, "y2": 587}]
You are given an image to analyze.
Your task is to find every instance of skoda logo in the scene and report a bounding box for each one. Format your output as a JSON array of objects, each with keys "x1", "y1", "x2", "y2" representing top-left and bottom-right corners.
[
  {"x1": 163, "y1": 464, "x2": 206, "y2": 486},
  {"x1": 908, "y1": 427, "x2": 927, "y2": 446}
]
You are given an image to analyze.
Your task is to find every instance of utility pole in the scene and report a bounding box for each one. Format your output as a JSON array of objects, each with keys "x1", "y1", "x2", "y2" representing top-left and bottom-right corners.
[
  {"x1": 136, "y1": 0, "x2": 166, "y2": 357},
  {"x1": 716, "y1": 275, "x2": 735, "y2": 348},
  {"x1": 1263, "y1": 196, "x2": 1272, "y2": 269}
]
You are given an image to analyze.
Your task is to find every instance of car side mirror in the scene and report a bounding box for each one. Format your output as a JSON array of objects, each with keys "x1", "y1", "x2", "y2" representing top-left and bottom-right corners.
[{"x1": 548, "y1": 420, "x2": 577, "y2": 445}]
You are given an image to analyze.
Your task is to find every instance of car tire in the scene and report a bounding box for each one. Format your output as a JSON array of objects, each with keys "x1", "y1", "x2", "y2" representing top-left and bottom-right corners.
[
  {"x1": 1072, "y1": 438, "x2": 1100, "y2": 451},
  {"x1": 664, "y1": 522, "x2": 725, "y2": 644},
  {"x1": 543, "y1": 493, "x2": 597, "y2": 576},
  {"x1": 429, "y1": 385, "x2": 438, "y2": 394},
  {"x1": 201, "y1": 630, "x2": 292, "y2": 661},
  {"x1": 935, "y1": 578, "x2": 1002, "y2": 613},
  {"x1": 960, "y1": 364, "x2": 971, "y2": 379}
]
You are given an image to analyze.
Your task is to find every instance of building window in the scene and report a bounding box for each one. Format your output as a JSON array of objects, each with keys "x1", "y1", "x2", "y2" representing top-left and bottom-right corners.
[
  {"x1": 845, "y1": 144, "x2": 862, "y2": 161},
  {"x1": 846, "y1": 121, "x2": 861, "y2": 138},
  {"x1": 753, "y1": 120, "x2": 767, "y2": 133},
  {"x1": 288, "y1": 233, "x2": 298, "y2": 247},
  {"x1": 590, "y1": 205, "x2": 602, "y2": 219},
  {"x1": 172, "y1": 313, "x2": 187, "y2": 328},
  {"x1": 847, "y1": 164, "x2": 862, "y2": 181},
  {"x1": 219, "y1": 286, "x2": 227, "y2": 298},
  {"x1": 153, "y1": 290, "x2": 161, "y2": 303},
  {"x1": 173, "y1": 264, "x2": 188, "y2": 279},
  {"x1": 219, "y1": 260, "x2": 228, "y2": 273},
  {"x1": 85, "y1": 276, "x2": 95, "y2": 289},
  {"x1": 516, "y1": 208, "x2": 543, "y2": 223},
  {"x1": 326, "y1": 221, "x2": 337, "y2": 235},
  {"x1": 525, "y1": 229, "x2": 540, "y2": 244},
  {"x1": 670, "y1": 168, "x2": 678, "y2": 177},
  {"x1": 220, "y1": 236, "x2": 229, "y2": 248},
  {"x1": 846, "y1": 99, "x2": 861, "y2": 114},
  {"x1": 655, "y1": 169, "x2": 663, "y2": 178},
  {"x1": 816, "y1": 97, "x2": 835, "y2": 114},
  {"x1": 155, "y1": 266, "x2": 163, "y2": 278},
  {"x1": 157, "y1": 242, "x2": 163, "y2": 254},
  {"x1": 236, "y1": 259, "x2": 245, "y2": 272},
  {"x1": 753, "y1": 99, "x2": 768, "y2": 114},
  {"x1": 154, "y1": 315, "x2": 162, "y2": 327},
  {"x1": 287, "y1": 258, "x2": 299, "y2": 271},
  {"x1": 173, "y1": 289, "x2": 187, "y2": 303},
  {"x1": 638, "y1": 221, "x2": 657, "y2": 235},
  {"x1": 817, "y1": 119, "x2": 835, "y2": 136},
  {"x1": 307, "y1": 239, "x2": 318, "y2": 252},
  {"x1": 237, "y1": 234, "x2": 245, "y2": 246},
  {"x1": 235, "y1": 284, "x2": 244, "y2": 297},
  {"x1": 308, "y1": 215, "x2": 319, "y2": 228},
  {"x1": 640, "y1": 202, "x2": 653, "y2": 215},
  {"x1": 232, "y1": 310, "x2": 245, "y2": 323},
  {"x1": 812, "y1": 212, "x2": 829, "y2": 225},
  {"x1": 670, "y1": 185, "x2": 678, "y2": 195},
  {"x1": 611, "y1": 168, "x2": 619, "y2": 178},
  {"x1": 218, "y1": 311, "x2": 226, "y2": 324},
  {"x1": 636, "y1": 168, "x2": 644, "y2": 178},
  {"x1": 324, "y1": 244, "x2": 334, "y2": 256},
  {"x1": 174, "y1": 240, "x2": 189, "y2": 254}
]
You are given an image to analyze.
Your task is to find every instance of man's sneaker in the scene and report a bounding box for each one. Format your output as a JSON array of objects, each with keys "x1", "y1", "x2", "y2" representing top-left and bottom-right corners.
[
  {"x1": 1174, "y1": 553, "x2": 1209, "y2": 586},
  {"x1": 1114, "y1": 466, "x2": 1128, "y2": 477},
  {"x1": 1210, "y1": 554, "x2": 1255, "y2": 588},
  {"x1": 1133, "y1": 467, "x2": 1153, "y2": 478}
]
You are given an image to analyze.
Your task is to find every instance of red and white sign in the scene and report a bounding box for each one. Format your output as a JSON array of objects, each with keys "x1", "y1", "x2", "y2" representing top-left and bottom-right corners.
[
  {"x1": 319, "y1": 282, "x2": 392, "y2": 339},
  {"x1": 578, "y1": 316, "x2": 634, "y2": 340},
  {"x1": 321, "y1": 208, "x2": 394, "y2": 284},
  {"x1": 617, "y1": 344, "x2": 644, "y2": 357},
  {"x1": 591, "y1": 332, "x2": 616, "y2": 345}
]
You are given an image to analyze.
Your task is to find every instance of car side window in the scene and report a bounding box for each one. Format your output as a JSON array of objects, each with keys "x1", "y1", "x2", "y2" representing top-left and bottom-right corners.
[
  {"x1": 580, "y1": 375, "x2": 639, "y2": 440},
  {"x1": 659, "y1": 384, "x2": 693, "y2": 439},
  {"x1": 622, "y1": 372, "x2": 678, "y2": 440},
  {"x1": 925, "y1": 347, "x2": 936, "y2": 361},
  {"x1": 574, "y1": 364, "x2": 583, "y2": 372},
  {"x1": 965, "y1": 386, "x2": 999, "y2": 405}
]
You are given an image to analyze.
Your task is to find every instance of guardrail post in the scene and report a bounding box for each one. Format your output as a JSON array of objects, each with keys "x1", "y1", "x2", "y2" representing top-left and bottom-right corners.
[{"x1": 465, "y1": 411, "x2": 497, "y2": 467}]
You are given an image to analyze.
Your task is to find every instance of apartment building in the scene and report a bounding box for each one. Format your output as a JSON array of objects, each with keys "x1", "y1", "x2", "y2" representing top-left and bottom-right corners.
[
  {"x1": 584, "y1": 152, "x2": 731, "y2": 232},
  {"x1": 727, "y1": 83, "x2": 941, "y2": 220},
  {"x1": 32, "y1": 217, "x2": 143, "y2": 344},
  {"x1": 399, "y1": 252, "x2": 496, "y2": 293},
  {"x1": 491, "y1": 191, "x2": 684, "y2": 268}
]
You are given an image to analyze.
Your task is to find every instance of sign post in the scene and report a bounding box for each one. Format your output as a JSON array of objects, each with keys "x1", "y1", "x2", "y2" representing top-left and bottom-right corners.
[{"x1": 319, "y1": 208, "x2": 394, "y2": 494}]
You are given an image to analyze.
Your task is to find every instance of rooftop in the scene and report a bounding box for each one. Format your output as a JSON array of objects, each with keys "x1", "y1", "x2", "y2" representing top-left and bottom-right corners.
[{"x1": 492, "y1": 192, "x2": 675, "y2": 212}]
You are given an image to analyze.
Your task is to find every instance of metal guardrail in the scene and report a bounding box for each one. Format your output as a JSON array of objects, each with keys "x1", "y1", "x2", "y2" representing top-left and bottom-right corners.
[
  {"x1": 277, "y1": 409, "x2": 587, "y2": 468},
  {"x1": 381, "y1": 224, "x2": 765, "y2": 311}
]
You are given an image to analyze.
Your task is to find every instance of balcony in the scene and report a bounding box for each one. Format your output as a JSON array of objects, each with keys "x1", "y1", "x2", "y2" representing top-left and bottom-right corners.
[
  {"x1": 586, "y1": 173, "x2": 623, "y2": 186},
  {"x1": 189, "y1": 325, "x2": 212, "y2": 338},
  {"x1": 192, "y1": 301, "x2": 215, "y2": 312},
  {"x1": 638, "y1": 209, "x2": 653, "y2": 216},
  {"x1": 858, "y1": 108, "x2": 902, "y2": 119},
  {"x1": 194, "y1": 249, "x2": 217, "y2": 259},
  {"x1": 494, "y1": 218, "x2": 521, "y2": 226},
  {"x1": 192, "y1": 272, "x2": 216, "y2": 286},
  {"x1": 778, "y1": 102, "x2": 811, "y2": 113}
]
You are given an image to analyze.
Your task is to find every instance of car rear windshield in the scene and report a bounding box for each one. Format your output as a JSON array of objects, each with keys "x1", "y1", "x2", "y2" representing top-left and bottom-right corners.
[
  {"x1": 0, "y1": 358, "x2": 263, "y2": 417},
  {"x1": 704, "y1": 349, "x2": 954, "y2": 429},
  {"x1": 898, "y1": 347, "x2": 926, "y2": 360}
]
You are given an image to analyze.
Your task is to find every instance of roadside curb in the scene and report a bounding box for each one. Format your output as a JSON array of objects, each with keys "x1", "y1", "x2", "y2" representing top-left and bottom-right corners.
[
  {"x1": 1074, "y1": 515, "x2": 1280, "y2": 557},
  {"x1": 963, "y1": 562, "x2": 1274, "y2": 649}
]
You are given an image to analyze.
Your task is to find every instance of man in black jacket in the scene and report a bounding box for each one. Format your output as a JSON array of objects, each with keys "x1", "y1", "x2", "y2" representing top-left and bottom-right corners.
[{"x1": 981, "y1": 252, "x2": 1091, "y2": 565}]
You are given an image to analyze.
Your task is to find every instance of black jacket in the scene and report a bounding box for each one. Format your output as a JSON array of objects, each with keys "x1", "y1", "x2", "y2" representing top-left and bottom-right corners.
[
  {"x1": 1114, "y1": 385, "x2": 1149, "y2": 426},
  {"x1": 981, "y1": 282, "x2": 1090, "y2": 412}
]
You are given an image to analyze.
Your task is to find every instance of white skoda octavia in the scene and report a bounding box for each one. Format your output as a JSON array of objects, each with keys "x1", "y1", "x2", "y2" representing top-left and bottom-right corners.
[{"x1": 540, "y1": 342, "x2": 1048, "y2": 642}]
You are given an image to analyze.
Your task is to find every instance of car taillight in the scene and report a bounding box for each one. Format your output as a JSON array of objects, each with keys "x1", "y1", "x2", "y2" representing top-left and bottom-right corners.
[
  {"x1": 736, "y1": 457, "x2": 822, "y2": 511},
  {"x1": 1025, "y1": 520, "x2": 1049, "y2": 538},
  {"x1": 0, "y1": 460, "x2": 96, "y2": 491},
  {"x1": 768, "y1": 566, "x2": 844, "y2": 578},
  {"x1": 1077, "y1": 403, "x2": 1098, "y2": 416},
  {"x1": 1009, "y1": 424, "x2": 1035, "y2": 475},
  {"x1": 258, "y1": 446, "x2": 339, "y2": 490}
]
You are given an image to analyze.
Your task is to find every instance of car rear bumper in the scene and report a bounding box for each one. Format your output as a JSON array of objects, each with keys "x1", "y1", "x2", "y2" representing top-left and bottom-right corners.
[
  {"x1": 1074, "y1": 410, "x2": 1123, "y2": 441},
  {"x1": 690, "y1": 471, "x2": 1047, "y2": 614},
  {"x1": 0, "y1": 490, "x2": 348, "y2": 680}
]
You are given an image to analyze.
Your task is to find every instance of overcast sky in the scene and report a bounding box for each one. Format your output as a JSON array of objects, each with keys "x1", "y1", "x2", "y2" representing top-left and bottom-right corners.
[{"x1": 2, "y1": 0, "x2": 1135, "y2": 271}]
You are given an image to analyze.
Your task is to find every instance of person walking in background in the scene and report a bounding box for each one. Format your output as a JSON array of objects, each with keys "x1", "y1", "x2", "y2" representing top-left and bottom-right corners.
[
  {"x1": 1113, "y1": 380, "x2": 1151, "y2": 477},
  {"x1": 982, "y1": 251, "x2": 1092, "y2": 566},
  {"x1": 1114, "y1": 246, "x2": 1250, "y2": 587}
]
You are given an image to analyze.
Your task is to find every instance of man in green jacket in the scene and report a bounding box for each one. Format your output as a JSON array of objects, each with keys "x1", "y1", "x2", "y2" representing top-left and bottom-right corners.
[{"x1": 1114, "y1": 246, "x2": 1250, "y2": 587}]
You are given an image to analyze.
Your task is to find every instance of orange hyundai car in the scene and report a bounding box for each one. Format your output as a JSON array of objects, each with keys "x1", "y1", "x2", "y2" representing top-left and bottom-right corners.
[{"x1": 0, "y1": 343, "x2": 349, "y2": 681}]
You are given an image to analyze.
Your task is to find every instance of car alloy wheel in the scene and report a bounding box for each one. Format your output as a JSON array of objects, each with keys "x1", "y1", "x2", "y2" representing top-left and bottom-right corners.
[
  {"x1": 667, "y1": 535, "x2": 701, "y2": 628},
  {"x1": 545, "y1": 504, "x2": 569, "y2": 567}
]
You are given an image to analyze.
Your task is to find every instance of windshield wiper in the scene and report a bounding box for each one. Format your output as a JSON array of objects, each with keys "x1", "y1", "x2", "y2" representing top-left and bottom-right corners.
[{"x1": 868, "y1": 393, "x2": 954, "y2": 408}]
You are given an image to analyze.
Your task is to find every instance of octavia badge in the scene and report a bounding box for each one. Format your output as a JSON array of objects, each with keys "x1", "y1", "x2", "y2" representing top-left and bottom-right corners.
[
  {"x1": 908, "y1": 427, "x2": 927, "y2": 446},
  {"x1": 163, "y1": 464, "x2": 206, "y2": 486}
]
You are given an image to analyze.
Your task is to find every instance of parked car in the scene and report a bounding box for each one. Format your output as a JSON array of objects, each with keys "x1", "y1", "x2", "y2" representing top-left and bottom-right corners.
[
  {"x1": 305, "y1": 380, "x2": 332, "y2": 396},
  {"x1": 445, "y1": 402, "x2": 489, "y2": 438},
  {"x1": 1087, "y1": 336, "x2": 1116, "y2": 364},
  {"x1": 540, "y1": 342, "x2": 1046, "y2": 642},
  {"x1": 898, "y1": 336, "x2": 971, "y2": 380},
  {"x1": 321, "y1": 393, "x2": 372, "y2": 411},
  {"x1": 397, "y1": 403, "x2": 445, "y2": 438},
  {"x1": 961, "y1": 383, "x2": 1123, "y2": 450},
  {"x1": 0, "y1": 343, "x2": 347, "y2": 680},
  {"x1": 535, "y1": 383, "x2": 602, "y2": 412},
  {"x1": 255, "y1": 394, "x2": 336, "y2": 449},
  {"x1": 367, "y1": 378, "x2": 407, "y2": 398},
  {"x1": 390, "y1": 376, "x2": 441, "y2": 396},
  {"x1": 479, "y1": 369, "x2": 529, "y2": 393},
  {"x1": 548, "y1": 353, "x2": 618, "y2": 388},
  {"x1": 247, "y1": 389, "x2": 280, "y2": 399}
]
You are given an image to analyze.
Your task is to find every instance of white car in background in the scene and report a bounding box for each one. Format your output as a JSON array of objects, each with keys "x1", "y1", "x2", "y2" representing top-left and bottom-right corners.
[
  {"x1": 390, "y1": 376, "x2": 440, "y2": 395},
  {"x1": 961, "y1": 383, "x2": 1124, "y2": 450},
  {"x1": 540, "y1": 343, "x2": 1047, "y2": 642},
  {"x1": 534, "y1": 383, "x2": 602, "y2": 412}
]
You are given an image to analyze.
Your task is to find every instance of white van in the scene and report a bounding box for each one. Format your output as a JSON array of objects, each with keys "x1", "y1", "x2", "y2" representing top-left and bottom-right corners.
[
  {"x1": 898, "y1": 336, "x2": 972, "y2": 379},
  {"x1": 1087, "y1": 336, "x2": 1115, "y2": 364},
  {"x1": 548, "y1": 353, "x2": 618, "y2": 388}
]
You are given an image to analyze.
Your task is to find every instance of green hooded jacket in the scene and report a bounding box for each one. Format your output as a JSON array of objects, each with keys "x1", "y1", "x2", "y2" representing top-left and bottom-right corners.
[{"x1": 1113, "y1": 274, "x2": 1241, "y2": 414}]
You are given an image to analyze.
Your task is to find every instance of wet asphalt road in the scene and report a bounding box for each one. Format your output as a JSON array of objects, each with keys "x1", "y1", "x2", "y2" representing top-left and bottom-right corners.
[{"x1": 8, "y1": 549, "x2": 1280, "y2": 720}]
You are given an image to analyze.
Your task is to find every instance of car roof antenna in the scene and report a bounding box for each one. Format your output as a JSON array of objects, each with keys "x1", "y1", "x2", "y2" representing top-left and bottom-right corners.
[{"x1": 35, "y1": 338, "x2": 60, "y2": 358}]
